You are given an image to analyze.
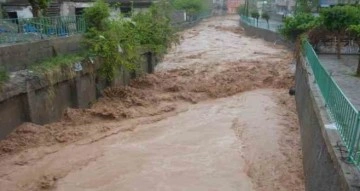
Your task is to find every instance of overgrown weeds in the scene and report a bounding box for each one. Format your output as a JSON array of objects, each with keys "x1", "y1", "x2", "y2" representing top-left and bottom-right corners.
[
  {"x1": 83, "y1": 0, "x2": 179, "y2": 82},
  {"x1": 30, "y1": 54, "x2": 84, "y2": 75},
  {"x1": 0, "y1": 67, "x2": 9, "y2": 87}
]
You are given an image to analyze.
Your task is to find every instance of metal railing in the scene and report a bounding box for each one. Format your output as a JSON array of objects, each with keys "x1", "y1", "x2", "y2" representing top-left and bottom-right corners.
[
  {"x1": 240, "y1": 15, "x2": 282, "y2": 32},
  {"x1": 0, "y1": 15, "x2": 86, "y2": 45},
  {"x1": 303, "y1": 40, "x2": 360, "y2": 166},
  {"x1": 240, "y1": 13, "x2": 360, "y2": 167}
]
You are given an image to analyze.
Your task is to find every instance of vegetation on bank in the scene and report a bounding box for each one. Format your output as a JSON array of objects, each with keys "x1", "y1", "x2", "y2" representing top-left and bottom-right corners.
[
  {"x1": 83, "y1": 0, "x2": 179, "y2": 82},
  {"x1": 0, "y1": 67, "x2": 9, "y2": 87},
  {"x1": 30, "y1": 54, "x2": 85, "y2": 75},
  {"x1": 279, "y1": 5, "x2": 360, "y2": 75}
]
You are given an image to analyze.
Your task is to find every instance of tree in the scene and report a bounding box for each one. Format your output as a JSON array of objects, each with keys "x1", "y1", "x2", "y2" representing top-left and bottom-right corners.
[
  {"x1": 279, "y1": 13, "x2": 319, "y2": 41},
  {"x1": 237, "y1": 5, "x2": 246, "y2": 16},
  {"x1": 83, "y1": 0, "x2": 110, "y2": 31},
  {"x1": 171, "y1": 0, "x2": 204, "y2": 18},
  {"x1": 261, "y1": 12, "x2": 270, "y2": 29},
  {"x1": 320, "y1": 5, "x2": 360, "y2": 59},
  {"x1": 347, "y1": 25, "x2": 360, "y2": 75},
  {"x1": 28, "y1": 0, "x2": 51, "y2": 17},
  {"x1": 250, "y1": 10, "x2": 260, "y2": 27}
]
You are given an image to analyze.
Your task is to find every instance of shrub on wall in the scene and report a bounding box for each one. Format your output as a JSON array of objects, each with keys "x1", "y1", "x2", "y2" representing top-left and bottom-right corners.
[
  {"x1": 83, "y1": 0, "x2": 179, "y2": 82},
  {"x1": 279, "y1": 13, "x2": 319, "y2": 41}
]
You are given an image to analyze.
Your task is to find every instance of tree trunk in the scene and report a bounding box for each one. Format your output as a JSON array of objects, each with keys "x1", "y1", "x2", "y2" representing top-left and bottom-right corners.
[{"x1": 336, "y1": 34, "x2": 341, "y2": 59}]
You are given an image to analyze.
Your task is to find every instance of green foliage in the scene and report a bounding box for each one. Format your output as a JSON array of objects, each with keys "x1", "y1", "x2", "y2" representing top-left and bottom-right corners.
[
  {"x1": 250, "y1": 10, "x2": 260, "y2": 19},
  {"x1": 84, "y1": 0, "x2": 178, "y2": 82},
  {"x1": 30, "y1": 54, "x2": 84, "y2": 74},
  {"x1": 133, "y1": 3, "x2": 178, "y2": 54},
  {"x1": 320, "y1": 5, "x2": 360, "y2": 34},
  {"x1": 0, "y1": 67, "x2": 9, "y2": 86},
  {"x1": 171, "y1": 0, "x2": 204, "y2": 14},
  {"x1": 28, "y1": 0, "x2": 51, "y2": 17},
  {"x1": 279, "y1": 13, "x2": 319, "y2": 41},
  {"x1": 237, "y1": 5, "x2": 246, "y2": 15},
  {"x1": 83, "y1": 0, "x2": 110, "y2": 30},
  {"x1": 261, "y1": 12, "x2": 270, "y2": 21},
  {"x1": 348, "y1": 24, "x2": 360, "y2": 38},
  {"x1": 296, "y1": 0, "x2": 312, "y2": 13}
]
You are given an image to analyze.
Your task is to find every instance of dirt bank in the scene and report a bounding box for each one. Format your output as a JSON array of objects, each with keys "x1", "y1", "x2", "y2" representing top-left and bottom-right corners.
[{"x1": 0, "y1": 15, "x2": 304, "y2": 191}]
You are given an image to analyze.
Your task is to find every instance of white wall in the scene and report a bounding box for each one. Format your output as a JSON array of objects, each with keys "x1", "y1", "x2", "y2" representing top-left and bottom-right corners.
[
  {"x1": 60, "y1": 2, "x2": 93, "y2": 16},
  {"x1": 3, "y1": 6, "x2": 33, "y2": 18}
]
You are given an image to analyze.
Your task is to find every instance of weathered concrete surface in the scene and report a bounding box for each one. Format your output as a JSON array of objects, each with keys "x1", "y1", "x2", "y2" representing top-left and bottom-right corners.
[
  {"x1": 295, "y1": 55, "x2": 360, "y2": 191},
  {"x1": 0, "y1": 54, "x2": 154, "y2": 139},
  {"x1": 0, "y1": 35, "x2": 83, "y2": 72},
  {"x1": 239, "y1": 18, "x2": 291, "y2": 47}
]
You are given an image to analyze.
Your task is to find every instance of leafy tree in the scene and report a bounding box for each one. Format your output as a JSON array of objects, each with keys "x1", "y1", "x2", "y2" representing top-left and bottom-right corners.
[
  {"x1": 320, "y1": 5, "x2": 360, "y2": 58},
  {"x1": 250, "y1": 10, "x2": 260, "y2": 27},
  {"x1": 279, "y1": 13, "x2": 319, "y2": 41},
  {"x1": 261, "y1": 12, "x2": 270, "y2": 29},
  {"x1": 237, "y1": 5, "x2": 246, "y2": 16},
  {"x1": 83, "y1": 0, "x2": 110, "y2": 31},
  {"x1": 84, "y1": 0, "x2": 178, "y2": 82},
  {"x1": 171, "y1": 0, "x2": 203, "y2": 15},
  {"x1": 347, "y1": 24, "x2": 360, "y2": 75},
  {"x1": 28, "y1": 0, "x2": 51, "y2": 17}
]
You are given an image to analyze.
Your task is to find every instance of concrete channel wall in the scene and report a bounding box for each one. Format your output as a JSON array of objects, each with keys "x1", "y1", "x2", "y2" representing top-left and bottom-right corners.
[
  {"x1": 239, "y1": 20, "x2": 360, "y2": 191},
  {"x1": 296, "y1": 56, "x2": 360, "y2": 191},
  {"x1": 0, "y1": 16, "x2": 205, "y2": 140},
  {"x1": 0, "y1": 35, "x2": 84, "y2": 72},
  {"x1": 239, "y1": 19, "x2": 290, "y2": 47},
  {"x1": 0, "y1": 53, "x2": 155, "y2": 139}
]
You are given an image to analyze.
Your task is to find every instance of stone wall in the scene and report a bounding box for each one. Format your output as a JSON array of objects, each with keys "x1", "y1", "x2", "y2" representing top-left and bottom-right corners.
[
  {"x1": 295, "y1": 55, "x2": 360, "y2": 191},
  {"x1": 0, "y1": 35, "x2": 83, "y2": 72}
]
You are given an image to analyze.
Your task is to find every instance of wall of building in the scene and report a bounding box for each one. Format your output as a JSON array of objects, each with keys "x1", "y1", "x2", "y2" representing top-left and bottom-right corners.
[
  {"x1": 2, "y1": 5, "x2": 32, "y2": 18},
  {"x1": 60, "y1": 2, "x2": 93, "y2": 16}
]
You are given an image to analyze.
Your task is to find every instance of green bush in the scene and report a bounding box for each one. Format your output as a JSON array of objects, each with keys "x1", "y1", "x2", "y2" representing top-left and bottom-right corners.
[
  {"x1": 279, "y1": 13, "x2": 319, "y2": 41},
  {"x1": 321, "y1": 5, "x2": 360, "y2": 58},
  {"x1": 171, "y1": 0, "x2": 204, "y2": 15},
  {"x1": 83, "y1": 0, "x2": 110, "y2": 30},
  {"x1": 84, "y1": 0, "x2": 178, "y2": 82},
  {"x1": 0, "y1": 67, "x2": 9, "y2": 86}
]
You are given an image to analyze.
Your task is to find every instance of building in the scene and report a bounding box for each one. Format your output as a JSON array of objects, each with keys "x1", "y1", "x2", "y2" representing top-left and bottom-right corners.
[
  {"x1": 0, "y1": 0, "x2": 154, "y2": 19},
  {"x1": 273, "y1": 0, "x2": 296, "y2": 14}
]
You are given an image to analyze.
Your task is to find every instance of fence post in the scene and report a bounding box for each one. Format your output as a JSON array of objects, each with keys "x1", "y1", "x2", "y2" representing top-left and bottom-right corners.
[{"x1": 348, "y1": 113, "x2": 360, "y2": 164}]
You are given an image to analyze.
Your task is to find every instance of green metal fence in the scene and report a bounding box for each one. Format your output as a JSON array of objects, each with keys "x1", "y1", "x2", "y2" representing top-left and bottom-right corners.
[
  {"x1": 0, "y1": 15, "x2": 86, "y2": 45},
  {"x1": 303, "y1": 40, "x2": 360, "y2": 166},
  {"x1": 240, "y1": 15, "x2": 282, "y2": 32}
]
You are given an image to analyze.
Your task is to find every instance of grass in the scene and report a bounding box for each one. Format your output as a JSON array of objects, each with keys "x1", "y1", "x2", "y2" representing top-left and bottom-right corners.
[
  {"x1": 0, "y1": 67, "x2": 9, "y2": 86},
  {"x1": 30, "y1": 53, "x2": 85, "y2": 74}
]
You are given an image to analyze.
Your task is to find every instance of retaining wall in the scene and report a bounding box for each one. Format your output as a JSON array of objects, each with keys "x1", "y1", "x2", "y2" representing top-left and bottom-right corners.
[
  {"x1": 239, "y1": 18, "x2": 360, "y2": 190},
  {"x1": 239, "y1": 19, "x2": 291, "y2": 47},
  {"x1": 0, "y1": 53, "x2": 155, "y2": 139},
  {"x1": 0, "y1": 35, "x2": 83, "y2": 72},
  {"x1": 296, "y1": 55, "x2": 360, "y2": 191}
]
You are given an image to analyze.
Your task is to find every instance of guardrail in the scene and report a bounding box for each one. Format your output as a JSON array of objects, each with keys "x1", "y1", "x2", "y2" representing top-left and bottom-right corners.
[
  {"x1": 0, "y1": 15, "x2": 86, "y2": 45},
  {"x1": 240, "y1": 14, "x2": 360, "y2": 167},
  {"x1": 303, "y1": 40, "x2": 360, "y2": 166},
  {"x1": 240, "y1": 15, "x2": 282, "y2": 32}
]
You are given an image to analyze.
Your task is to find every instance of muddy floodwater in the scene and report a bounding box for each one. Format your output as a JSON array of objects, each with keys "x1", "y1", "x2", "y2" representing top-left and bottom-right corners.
[{"x1": 0, "y1": 15, "x2": 304, "y2": 191}]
